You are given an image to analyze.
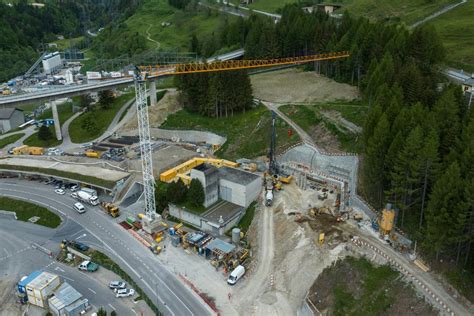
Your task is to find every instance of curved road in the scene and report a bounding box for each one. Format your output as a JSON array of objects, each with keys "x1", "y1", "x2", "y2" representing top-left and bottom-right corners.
[{"x1": 0, "y1": 180, "x2": 212, "y2": 316}]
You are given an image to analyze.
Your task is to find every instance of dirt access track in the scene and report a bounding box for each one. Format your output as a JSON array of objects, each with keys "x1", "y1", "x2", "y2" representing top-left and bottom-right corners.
[{"x1": 251, "y1": 68, "x2": 359, "y2": 103}]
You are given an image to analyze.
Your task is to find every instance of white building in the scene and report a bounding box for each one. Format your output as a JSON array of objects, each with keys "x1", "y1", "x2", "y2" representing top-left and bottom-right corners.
[
  {"x1": 0, "y1": 108, "x2": 24, "y2": 133},
  {"x1": 217, "y1": 166, "x2": 262, "y2": 208},
  {"x1": 42, "y1": 52, "x2": 62, "y2": 74}
]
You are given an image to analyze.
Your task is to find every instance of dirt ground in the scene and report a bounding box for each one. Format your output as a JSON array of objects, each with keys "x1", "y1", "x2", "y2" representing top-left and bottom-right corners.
[
  {"x1": 308, "y1": 124, "x2": 344, "y2": 153},
  {"x1": 233, "y1": 183, "x2": 351, "y2": 315},
  {"x1": 0, "y1": 278, "x2": 27, "y2": 316},
  {"x1": 308, "y1": 257, "x2": 437, "y2": 316},
  {"x1": 121, "y1": 89, "x2": 181, "y2": 131},
  {"x1": 251, "y1": 68, "x2": 359, "y2": 103}
]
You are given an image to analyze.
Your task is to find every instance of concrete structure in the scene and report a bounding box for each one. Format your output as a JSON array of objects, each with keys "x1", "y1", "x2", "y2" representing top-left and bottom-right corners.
[
  {"x1": 303, "y1": 3, "x2": 342, "y2": 14},
  {"x1": 0, "y1": 107, "x2": 24, "y2": 133},
  {"x1": 42, "y1": 52, "x2": 62, "y2": 74},
  {"x1": 217, "y1": 166, "x2": 262, "y2": 207},
  {"x1": 48, "y1": 282, "x2": 89, "y2": 316},
  {"x1": 190, "y1": 164, "x2": 219, "y2": 207},
  {"x1": 169, "y1": 200, "x2": 244, "y2": 235},
  {"x1": 0, "y1": 157, "x2": 130, "y2": 192},
  {"x1": 25, "y1": 271, "x2": 61, "y2": 308}
]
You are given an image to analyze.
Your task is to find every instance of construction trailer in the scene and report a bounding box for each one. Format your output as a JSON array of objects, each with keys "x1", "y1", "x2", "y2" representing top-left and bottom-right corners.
[{"x1": 24, "y1": 271, "x2": 61, "y2": 308}]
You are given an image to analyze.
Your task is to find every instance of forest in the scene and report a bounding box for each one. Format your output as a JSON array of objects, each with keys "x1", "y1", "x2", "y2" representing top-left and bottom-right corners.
[
  {"x1": 0, "y1": 0, "x2": 143, "y2": 82},
  {"x1": 178, "y1": 5, "x2": 473, "y2": 274}
]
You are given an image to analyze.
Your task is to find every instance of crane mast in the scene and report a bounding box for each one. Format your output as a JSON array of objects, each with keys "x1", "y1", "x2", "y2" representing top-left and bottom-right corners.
[{"x1": 134, "y1": 75, "x2": 156, "y2": 220}]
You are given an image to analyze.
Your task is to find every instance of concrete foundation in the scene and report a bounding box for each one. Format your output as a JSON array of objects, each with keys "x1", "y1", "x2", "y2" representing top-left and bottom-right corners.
[{"x1": 51, "y1": 101, "x2": 62, "y2": 140}]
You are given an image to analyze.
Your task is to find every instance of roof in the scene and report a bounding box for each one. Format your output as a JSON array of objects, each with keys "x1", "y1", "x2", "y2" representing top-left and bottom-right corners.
[
  {"x1": 26, "y1": 271, "x2": 58, "y2": 290},
  {"x1": 194, "y1": 163, "x2": 218, "y2": 175},
  {"x1": 218, "y1": 167, "x2": 260, "y2": 185},
  {"x1": 18, "y1": 271, "x2": 42, "y2": 287},
  {"x1": 0, "y1": 108, "x2": 22, "y2": 119},
  {"x1": 202, "y1": 200, "x2": 243, "y2": 225},
  {"x1": 48, "y1": 282, "x2": 82, "y2": 310},
  {"x1": 206, "y1": 238, "x2": 235, "y2": 254}
]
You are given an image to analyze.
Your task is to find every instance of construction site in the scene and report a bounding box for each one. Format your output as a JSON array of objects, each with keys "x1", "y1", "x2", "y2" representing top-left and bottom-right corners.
[{"x1": 1, "y1": 37, "x2": 473, "y2": 316}]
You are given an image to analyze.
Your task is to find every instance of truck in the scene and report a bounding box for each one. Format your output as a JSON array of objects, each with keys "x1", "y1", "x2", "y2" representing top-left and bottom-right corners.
[
  {"x1": 71, "y1": 190, "x2": 99, "y2": 206},
  {"x1": 13, "y1": 145, "x2": 44, "y2": 155},
  {"x1": 265, "y1": 189, "x2": 273, "y2": 206},
  {"x1": 81, "y1": 187, "x2": 97, "y2": 196},
  {"x1": 100, "y1": 202, "x2": 120, "y2": 218},
  {"x1": 78, "y1": 260, "x2": 99, "y2": 272},
  {"x1": 85, "y1": 150, "x2": 101, "y2": 158}
]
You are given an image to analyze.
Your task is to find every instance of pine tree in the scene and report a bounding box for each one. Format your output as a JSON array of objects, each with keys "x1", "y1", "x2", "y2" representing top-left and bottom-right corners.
[
  {"x1": 387, "y1": 126, "x2": 424, "y2": 227},
  {"x1": 433, "y1": 87, "x2": 461, "y2": 158},
  {"x1": 98, "y1": 90, "x2": 114, "y2": 109},
  {"x1": 364, "y1": 114, "x2": 391, "y2": 206},
  {"x1": 188, "y1": 179, "x2": 205, "y2": 207},
  {"x1": 362, "y1": 103, "x2": 382, "y2": 147},
  {"x1": 425, "y1": 162, "x2": 464, "y2": 259},
  {"x1": 38, "y1": 125, "x2": 53, "y2": 142}
]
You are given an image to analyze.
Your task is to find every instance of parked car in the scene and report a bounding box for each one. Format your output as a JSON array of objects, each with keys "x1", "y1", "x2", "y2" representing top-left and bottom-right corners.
[
  {"x1": 109, "y1": 281, "x2": 126, "y2": 289},
  {"x1": 70, "y1": 184, "x2": 79, "y2": 192},
  {"x1": 55, "y1": 188, "x2": 65, "y2": 195},
  {"x1": 115, "y1": 288, "x2": 135, "y2": 298},
  {"x1": 74, "y1": 241, "x2": 89, "y2": 252},
  {"x1": 7, "y1": 147, "x2": 14, "y2": 155}
]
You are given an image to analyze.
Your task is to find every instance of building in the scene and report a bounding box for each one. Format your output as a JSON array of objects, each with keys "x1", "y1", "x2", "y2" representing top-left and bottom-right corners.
[
  {"x1": 48, "y1": 282, "x2": 89, "y2": 316},
  {"x1": 217, "y1": 166, "x2": 262, "y2": 208},
  {"x1": 317, "y1": 3, "x2": 342, "y2": 14},
  {"x1": 42, "y1": 52, "x2": 62, "y2": 74},
  {"x1": 0, "y1": 108, "x2": 24, "y2": 133},
  {"x1": 24, "y1": 271, "x2": 61, "y2": 308},
  {"x1": 190, "y1": 164, "x2": 219, "y2": 207}
]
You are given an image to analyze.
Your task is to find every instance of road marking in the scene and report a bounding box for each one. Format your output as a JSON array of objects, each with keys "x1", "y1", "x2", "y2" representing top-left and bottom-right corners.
[
  {"x1": 75, "y1": 233, "x2": 87, "y2": 240},
  {"x1": 131, "y1": 309, "x2": 137, "y2": 315},
  {"x1": 88, "y1": 288, "x2": 96, "y2": 294},
  {"x1": 3, "y1": 248, "x2": 9, "y2": 256},
  {"x1": 108, "y1": 304, "x2": 116, "y2": 310},
  {"x1": 71, "y1": 230, "x2": 85, "y2": 238},
  {"x1": 0, "y1": 186, "x2": 182, "y2": 316},
  {"x1": 54, "y1": 266, "x2": 65, "y2": 273}
]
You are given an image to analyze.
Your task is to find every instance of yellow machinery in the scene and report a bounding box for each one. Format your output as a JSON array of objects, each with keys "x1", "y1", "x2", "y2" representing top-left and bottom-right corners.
[
  {"x1": 379, "y1": 205, "x2": 395, "y2": 235},
  {"x1": 279, "y1": 175, "x2": 293, "y2": 184},
  {"x1": 160, "y1": 157, "x2": 240, "y2": 184},
  {"x1": 100, "y1": 202, "x2": 120, "y2": 218},
  {"x1": 85, "y1": 150, "x2": 101, "y2": 158},
  {"x1": 13, "y1": 145, "x2": 43, "y2": 155},
  {"x1": 319, "y1": 233, "x2": 325, "y2": 246}
]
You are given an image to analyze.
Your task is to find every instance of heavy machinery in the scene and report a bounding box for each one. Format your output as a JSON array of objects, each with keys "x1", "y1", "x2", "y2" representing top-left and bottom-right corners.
[
  {"x1": 100, "y1": 202, "x2": 120, "y2": 217},
  {"x1": 13, "y1": 145, "x2": 44, "y2": 155},
  {"x1": 134, "y1": 51, "x2": 350, "y2": 218},
  {"x1": 85, "y1": 150, "x2": 101, "y2": 158}
]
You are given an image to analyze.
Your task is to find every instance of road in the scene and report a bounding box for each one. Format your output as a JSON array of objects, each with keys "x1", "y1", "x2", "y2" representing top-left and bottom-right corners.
[
  {"x1": 0, "y1": 180, "x2": 212, "y2": 316},
  {"x1": 0, "y1": 216, "x2": 131, "y2": 315},
  {"x1": 146, "y1": 24, "x2": 161, "y2": 50},
  {"x1": 411, "y1": 0, "x2": 467, "y2": 28},
  {"x1": 0, "y1": 125, "x2": 36, "y2": 152},
  {"x1": 260, "y1": 100, "x2": 317, "y2": 148}
]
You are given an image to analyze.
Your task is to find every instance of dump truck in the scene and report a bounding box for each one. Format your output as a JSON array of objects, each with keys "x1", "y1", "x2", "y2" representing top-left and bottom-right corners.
[
  {"x1": 100, "y1": 202, "x2": 120, "y2": 217},
  {"x1": 71, "y1": 190, "x2": 99, "y2": 206},
  {"x1": 13, "y1": 145, "x2": 44, "y2": 155}
]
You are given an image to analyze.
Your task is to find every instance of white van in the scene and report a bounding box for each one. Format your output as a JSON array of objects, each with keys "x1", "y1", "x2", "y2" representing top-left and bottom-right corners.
[
  {"x1": 74, "y1": 202, "x2": 85, "y2": 214},
  {"x1": 227, "y1": 265, "x2": 245, "y2": 285}
]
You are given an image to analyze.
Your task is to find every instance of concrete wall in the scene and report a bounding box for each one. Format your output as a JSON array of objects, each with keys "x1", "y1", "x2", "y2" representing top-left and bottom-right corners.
[
  {"x1": 219, "y1": 177, "x2": 262, "y2": 208},
  {"x1": 0, "y1": 119, "x2": 10, "y2": 133},
  {"x1": 191, "y1": 168, "x2": 219, "y2": 207},
  {"x1": 169, "y1": 204, "x2": 203, "y2": 228}
]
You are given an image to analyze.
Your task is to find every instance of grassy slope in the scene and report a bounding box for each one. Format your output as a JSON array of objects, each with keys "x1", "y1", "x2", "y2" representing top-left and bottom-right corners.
[
  {"x1": 23, "y1": 102, "x2": 75, "y2": 147},
  {"x1": 342, "y1": 0, "x2": 457, "y2": 24},
  {"x1": 428, "y1": 0, "x2": 474, "y2": 72},
  {"x1": 69, "y1": 92, "x2": 134, "y2": 143},
  {"x1": 280, "y1": 101, "x2": 367, "y2": 153},
  {"x1": 0, "y1": 133, "x2": 24, "y2": 149},
  {"x1": 0, "y1": 197, "x2": 61, "y2": 228},
  {"x1": 161, "y1": 105, "x2": 300, "y2": 160},
  {"x1": 126, "y1": 0, "x2": 232, "y2": 51}
]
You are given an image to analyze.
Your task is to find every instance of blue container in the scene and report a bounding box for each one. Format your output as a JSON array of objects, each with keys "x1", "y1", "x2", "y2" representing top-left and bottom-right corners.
[
  {"x1": 17, "y1": 271, "x2": 42, "y2": 295},
  {"x1": 169, "y1": 227, "x2": 175, "y2": 235}
]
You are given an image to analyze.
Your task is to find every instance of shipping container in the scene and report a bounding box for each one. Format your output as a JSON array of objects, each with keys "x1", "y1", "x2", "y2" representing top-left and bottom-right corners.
[{"x1": 25, "y1": 271, "x2": 61, "y2": 308}]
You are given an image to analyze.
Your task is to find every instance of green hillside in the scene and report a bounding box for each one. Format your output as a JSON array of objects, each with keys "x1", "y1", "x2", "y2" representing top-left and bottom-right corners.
[
  {"x1": 428, "y1": 0, "x2": 474, "y2": 72},
  {"x1": 341, "y1": 0, "x2": 457, "y2": 24},
  {"x1": 125, "y1": 0, "x2": 233, "y2": 51}
]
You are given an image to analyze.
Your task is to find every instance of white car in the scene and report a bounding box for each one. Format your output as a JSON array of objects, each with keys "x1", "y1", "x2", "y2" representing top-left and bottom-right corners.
[
  {"x1": 55, "y1": 189, "x2": 66, "y2": 195},
  {"x1": 115, "y1": 288, "x2": 135, "y2": 298},
  {"x1": 109, "y1": 281, "x2": 126, "y2": 289}
]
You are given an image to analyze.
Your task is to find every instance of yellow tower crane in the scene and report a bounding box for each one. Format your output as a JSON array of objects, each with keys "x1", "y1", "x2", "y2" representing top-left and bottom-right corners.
[{"x1": 133, "y1": 51, "x2": 350, "y2": 219}]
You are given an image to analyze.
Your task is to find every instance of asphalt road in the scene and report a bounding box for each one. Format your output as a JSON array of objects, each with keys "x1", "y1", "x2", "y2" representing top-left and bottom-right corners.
[
  {"x1": 0, "y1": 180, "x2": 211, "y2": 316},
  {"x1": 0, "y1": 218, "x2": 131, "y2": 315}
]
